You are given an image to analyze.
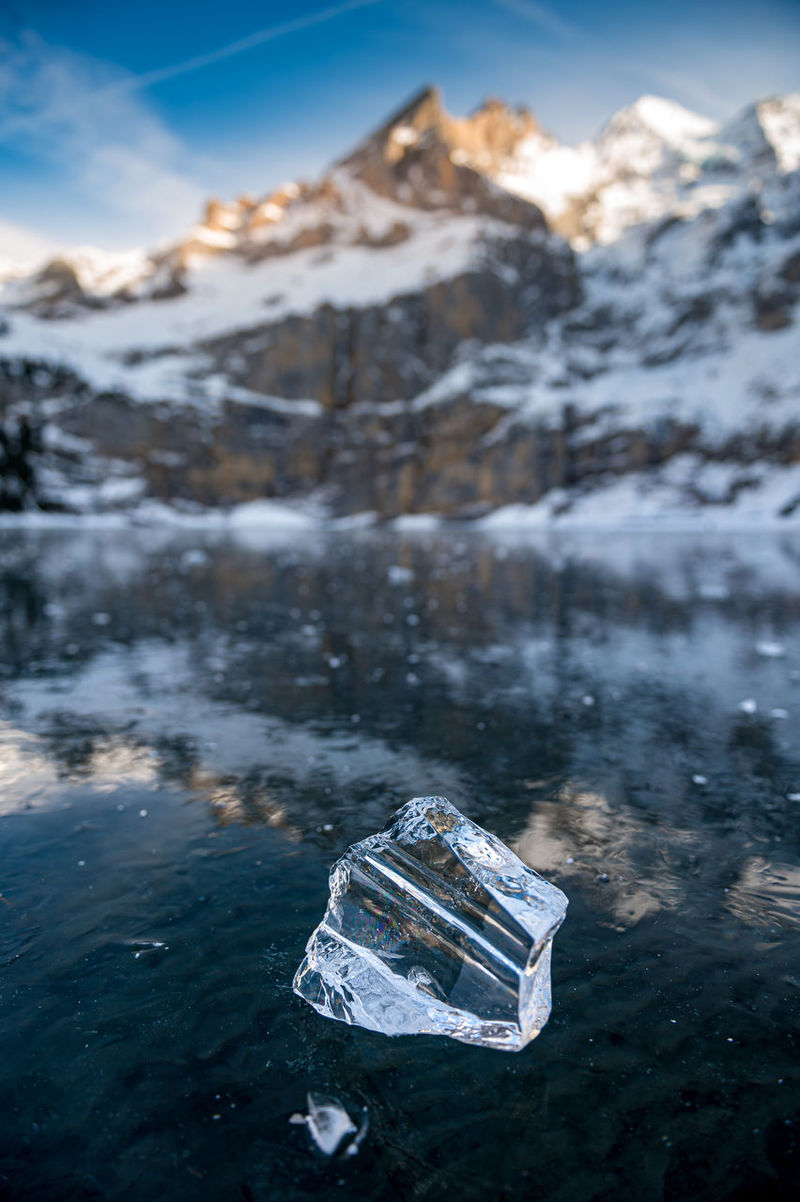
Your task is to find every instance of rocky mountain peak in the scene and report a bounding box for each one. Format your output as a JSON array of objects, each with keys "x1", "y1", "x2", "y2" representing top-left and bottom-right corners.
[
  {"x1": 340, "y1": 86, "x2": 540, "y2": 176},
  {"x1": 151, "y1": 87, "x2": 548, "y2": 287},
  {"x1": 376, "y1": 83, "x2": 445, "y2": 142},
  {"x1": 337, "y1": 86, "x2": 545, "y2": 226}
]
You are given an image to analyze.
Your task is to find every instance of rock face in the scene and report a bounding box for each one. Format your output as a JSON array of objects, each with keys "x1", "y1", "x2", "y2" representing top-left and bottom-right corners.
[
  {"x1": 1, "y1": 86, "x2": 799, "y2": 521},
  {"x1": 200, "y1": 233, "x2": 578, "y2": 411}
]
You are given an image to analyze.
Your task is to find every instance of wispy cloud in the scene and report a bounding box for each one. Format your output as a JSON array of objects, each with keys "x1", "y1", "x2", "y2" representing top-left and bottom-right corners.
[
  {"x1": 491, "y1": 0, "x2": 579, "y2": 41},
  {"x1": 0, "y1": 32, "x2": 209, "y2": 245},
  {"x1": 486, "y1": 1, "x2": 730, "y2": 126},
  {"x1": 0, "y1": 216, "x2": 58, "y2": 269},
  {"x1": 0, "y1": 1, "x2": 386, "y2": 246},
  {"x1": 103, "y1": 0, "x2": 385, "y2": 96}
]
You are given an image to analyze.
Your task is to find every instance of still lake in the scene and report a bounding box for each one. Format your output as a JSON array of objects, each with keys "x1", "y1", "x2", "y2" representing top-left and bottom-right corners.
[{"x1": 1, "y1": 525, "x2": 799, "y2": 1201}]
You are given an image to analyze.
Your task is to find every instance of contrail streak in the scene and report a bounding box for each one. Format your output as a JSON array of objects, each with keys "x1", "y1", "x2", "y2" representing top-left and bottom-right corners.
[{"x1": 105, "y1": 0, "x2": 384, "y2": 94}]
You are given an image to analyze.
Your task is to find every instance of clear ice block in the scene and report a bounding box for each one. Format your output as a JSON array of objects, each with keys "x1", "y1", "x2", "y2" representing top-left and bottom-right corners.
[{"x1": 293, "y1": 796, "x2": 568, "y2": 1051}]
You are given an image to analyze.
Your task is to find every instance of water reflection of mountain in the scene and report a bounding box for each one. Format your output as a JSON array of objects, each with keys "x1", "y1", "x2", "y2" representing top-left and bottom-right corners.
[{"x1": 1, "y1": 528, "x2": 799, "y2": 933}]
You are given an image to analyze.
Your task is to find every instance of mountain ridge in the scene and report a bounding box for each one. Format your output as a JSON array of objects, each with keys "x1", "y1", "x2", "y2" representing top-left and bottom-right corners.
[
  {"x1": 5, "y1": 85, "x2": 800, "y2": 293},
  {"x1": 0, "y1": 85, "x2": 799, "y2": 522}
]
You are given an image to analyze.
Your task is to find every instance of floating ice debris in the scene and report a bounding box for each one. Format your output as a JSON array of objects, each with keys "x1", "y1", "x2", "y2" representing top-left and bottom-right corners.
[
  {"x1": 387, "y1": 564, "x2": 415, "y2": 585},
  {"x1": 293, "y1": 796, "x2": 568, "y2": 1052},
  {"x1": 698, "y1": 583, "x2": 730, "y2": 600},
  {"x1": 179, "y1": 548, "x2": 209, "y2": 570},
  {"x1": 692, "y1": 774, "x2": 708, "y2": 785},
  {"x1": 128, "y1": 939, "x2": 168, "y2": 960},
  {"x1": 738, "y1": 698, "x2": 758, "y2": 715},
  {"x1": 756, "y1": 641, "x2": 785, "y2": 658},
  {"x1": 289, "y1": 1093, "x2": 367, "y2": 1157}
]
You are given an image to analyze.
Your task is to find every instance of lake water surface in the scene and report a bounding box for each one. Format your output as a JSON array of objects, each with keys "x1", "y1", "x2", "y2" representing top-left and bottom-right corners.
[{"x1": 1, "y1": 527, "x2": 799, "y2": 1201}]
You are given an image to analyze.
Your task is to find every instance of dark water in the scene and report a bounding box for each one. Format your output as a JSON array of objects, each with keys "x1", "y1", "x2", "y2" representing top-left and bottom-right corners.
[{"x1": 1, "y1": 526, "x2": 799, "y2": 1202}]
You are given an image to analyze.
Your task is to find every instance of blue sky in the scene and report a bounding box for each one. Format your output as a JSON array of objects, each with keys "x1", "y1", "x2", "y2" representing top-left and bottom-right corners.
[{"x1": 1, "y1": 0, "x2": 798, "y2": 254}]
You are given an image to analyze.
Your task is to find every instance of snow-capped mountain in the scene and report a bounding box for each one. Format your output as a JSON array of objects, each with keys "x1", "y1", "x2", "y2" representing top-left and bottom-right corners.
[
  {"x1": 1, "y1": 85, "x2": 799, "y2": 522},
  {"x1": 488, "y1": 91, "x2": 800, "y2": 246}
]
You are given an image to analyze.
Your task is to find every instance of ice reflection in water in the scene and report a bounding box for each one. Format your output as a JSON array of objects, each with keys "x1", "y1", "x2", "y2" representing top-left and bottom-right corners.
[{"x1": 0, "y1": 527, "x2": 799, "y2": 1200}]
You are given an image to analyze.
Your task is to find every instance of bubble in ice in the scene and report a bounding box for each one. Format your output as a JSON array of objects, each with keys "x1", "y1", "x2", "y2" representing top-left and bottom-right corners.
[{"x1": 293, "y1": 796, "x2": 568, "y2": 1052}]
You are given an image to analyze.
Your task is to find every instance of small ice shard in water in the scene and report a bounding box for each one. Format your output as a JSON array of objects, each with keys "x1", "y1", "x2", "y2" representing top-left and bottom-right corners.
[
  {"x1": 293, "y1": 796, "x2": 568, "y2": 1052},
  {"x1": 289, "y1": 1093, "x2": 368, "y2": 1157},
  {"x1": 128, "y1": 939, "x2": 168, "y2": 960},
  {"x1": 756, "y1": 640, "x2": 785, "y2": 658}
]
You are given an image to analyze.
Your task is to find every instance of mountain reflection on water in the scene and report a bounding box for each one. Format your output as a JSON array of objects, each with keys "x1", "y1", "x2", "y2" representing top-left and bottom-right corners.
[{"x1": 1, "y1": 527, "x2": 799, "y2": 1202}]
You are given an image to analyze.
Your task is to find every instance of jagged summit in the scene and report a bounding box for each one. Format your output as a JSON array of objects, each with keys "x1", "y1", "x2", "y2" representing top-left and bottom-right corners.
[
  {"x1": 346, "y1": 83, "x2": 444, "y2": 151},
  {"x1": 339, "y1": 85, "x2": 540, "y2": 172},
  {"x1": 338, "y1": 85, "x2": 544, "y2": 225}
]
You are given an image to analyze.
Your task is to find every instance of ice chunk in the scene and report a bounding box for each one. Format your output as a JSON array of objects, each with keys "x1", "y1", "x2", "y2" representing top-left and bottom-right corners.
[
  {"x1": 756, "y1": 640, "x2": 785, "y2": 658},
  {"x1": 293, "y1": 796, "x2": 568, "y2": 1052},
  {"x1": 289, "y1": 1093, "x2": 358, "y2": 1156}
]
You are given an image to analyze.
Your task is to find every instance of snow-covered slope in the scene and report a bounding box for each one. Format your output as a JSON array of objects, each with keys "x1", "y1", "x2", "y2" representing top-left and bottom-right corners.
[
  {"x1": 0, "y1": 86, "x2": 798, "y2": 523},
  {"x1": 2, "y1": 206, "x2": 525, "y2": 403},
  {"x1": 493, "y1": 91, "x2": 800, "y2": 246}
]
